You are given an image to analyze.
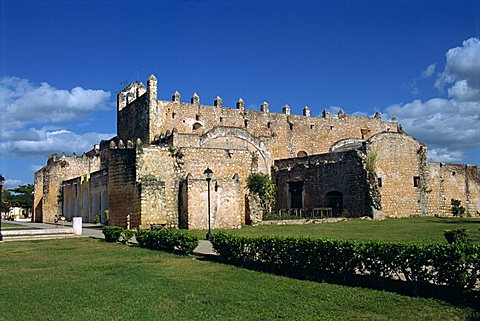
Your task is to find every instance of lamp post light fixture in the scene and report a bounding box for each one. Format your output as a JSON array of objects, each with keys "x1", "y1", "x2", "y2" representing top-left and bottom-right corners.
[
  {"x1": 203, "y1": 167, "x2": 213, "y2": 240},
  {"x1": 0, "y1": 174, "x2": 5, "y2": 241}
]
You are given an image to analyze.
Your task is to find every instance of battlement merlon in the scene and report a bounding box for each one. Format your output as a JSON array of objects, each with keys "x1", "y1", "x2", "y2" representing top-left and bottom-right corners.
[
  {"x1": 116, "y1": 75, "x2": 399, "y2": 144},
  {"x1": 117, "y1": 75, "x2": 399, "y2": 122}
]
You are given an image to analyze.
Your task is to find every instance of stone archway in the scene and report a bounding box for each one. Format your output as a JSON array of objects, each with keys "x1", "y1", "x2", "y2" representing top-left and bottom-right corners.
[{"x1": 199, "y1": 127, "x2": 271, "y2": 173}]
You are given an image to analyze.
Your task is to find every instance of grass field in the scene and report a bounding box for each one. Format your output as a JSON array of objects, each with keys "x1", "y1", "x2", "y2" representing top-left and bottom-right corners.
[
  {"x1": 190, "y1": 217, "x2": 480, "y2": 244},
  {"x1": 1, "y1": 238, "x2": 478, "y2": 321}
]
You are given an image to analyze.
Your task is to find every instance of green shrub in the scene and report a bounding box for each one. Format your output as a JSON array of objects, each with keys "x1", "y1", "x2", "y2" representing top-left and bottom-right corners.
[
  {"x1": 121, "y1": 229, "x2": 136, "y2": 244},
  {"x1": 246, "y1": 173, "x2": 276, "y2": 213},
  {"x1": 136, "y1": 229, "x2": 199, "y2": 255},
  {"x1": 210, "y1": 232, "x2": 480, "y2": 289},
  {"x1": 444, "y1": 229, "x2": 470, "y2": 244},
  {"x1": 104, "y1": 209, "x2": 109, "y2": 225},
  {"x1": 102, "y1": 226, "x2": 123, "y2": 243},
  {"x1": 451, "y1": 199, "x2": 466, "y2": 217},
  {"x1": 94, "y1": 215, "x2": 101, "y2": 224}
]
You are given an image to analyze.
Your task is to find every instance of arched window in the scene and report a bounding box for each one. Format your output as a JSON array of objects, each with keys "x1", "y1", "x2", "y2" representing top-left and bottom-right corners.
[
  {"x1": 297, "y1": 151, "x2": 308, "y2": 157},
  {"x1": 192, "y1": 123, "x2": 203, "y2": 133}
]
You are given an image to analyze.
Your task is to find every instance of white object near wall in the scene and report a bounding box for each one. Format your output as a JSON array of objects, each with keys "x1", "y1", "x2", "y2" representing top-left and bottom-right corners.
[{"x1": 73, "y1": 217, "x2": 82, "y2": 235}]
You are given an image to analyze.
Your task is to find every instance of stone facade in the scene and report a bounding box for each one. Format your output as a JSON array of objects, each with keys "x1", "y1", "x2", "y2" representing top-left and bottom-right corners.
[
  {"x1": 273, "y1": 149, "x2": 382, "y2": 218},
  {"x1": 274, "y1": 132, "x2": 480, "y2": 218},
  {"x1": 33, "y1": 74, "x2": 480, "y2": 227},
  {"x1": 34, "y1": 149, "x2": 101, "y2": 223}
]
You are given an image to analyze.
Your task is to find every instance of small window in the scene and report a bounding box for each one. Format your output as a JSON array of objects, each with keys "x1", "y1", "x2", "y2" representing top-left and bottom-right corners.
[
  {"x1": 195, "y1": 114, "x2": 200, "y2": 121},
  {"x1": 220, "y1": 117, "x2": 223, "y2": 123},
  {"x1": 289, "y1": 123, "x2": 293, "y2": 130},
  {"x1": 193, "y1": 123, "x2": 203, "y2": 132},
  {"x1": 330, "y1": 126, "x2": 334, "y2": 130},
  {"x1": 452, "y1": 171, "x2": 456, "y2": 176},
  {"x1": 244, "y1": 119, "x2": 248, "y2": 127},
  {"x1": 413, "y1": 176, "x2": 420, "y2": 187},
  {"x1": 378, "y1": 177, "x2": 383, "y2": 187},
  {"x1": 310, "y1": 124, "x2": 314, "y2": 129},
  {"x1": 172, "y1": 112, "x2": 176, "y2": 119},
  {"x1": 267, "y1": 122, "x2": 271, "y2": 129}
]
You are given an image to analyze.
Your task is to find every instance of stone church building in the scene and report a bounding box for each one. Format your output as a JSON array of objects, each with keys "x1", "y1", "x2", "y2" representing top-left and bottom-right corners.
[{"x1": 33, "y1": 75, "x2": 480, "y2": 229}]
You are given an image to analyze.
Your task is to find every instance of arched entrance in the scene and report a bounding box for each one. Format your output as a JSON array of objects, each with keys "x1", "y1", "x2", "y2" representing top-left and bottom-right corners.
[{"x1": 325, "y1": 191, "x2": 343, "y2": 216}]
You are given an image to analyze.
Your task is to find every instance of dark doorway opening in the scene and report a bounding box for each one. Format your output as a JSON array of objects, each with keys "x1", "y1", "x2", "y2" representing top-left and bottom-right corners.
[
  {"x1": 288, "y1": 182, "x2": 304, "y2": 209},
  {"x1": 325, "y1": 191, "x2": 343, "y2": 216}
]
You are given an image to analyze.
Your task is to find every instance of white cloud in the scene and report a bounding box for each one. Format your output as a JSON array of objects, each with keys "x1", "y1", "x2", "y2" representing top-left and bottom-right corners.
[
  {"x1": 0, "y1": 128, "x2": 114, "y2": 158},
  {"x1": 0, "y1": 76, "x2": 114, "y2": 160},
  {"x1": 0, "y1": 76, "x2": 111, "y2": 130},
  {"x1": 421, "y1": 63, "x2": 436, "y2": 79},
  {"x1": 4, "y1": 179, "x2": 27, "y2": 189},
  {"x1": 448, "y1": 80, "x2": 480, "y2": 101},
  {"x1": 428, "y1": 148, "x2": 464, "y2": 163},
  {"x1": 434, "y1": 38, "x2": 480, "y2": 99},
  {"x1": 386, "y1": 38, "x2": 480, "y2": 164}
]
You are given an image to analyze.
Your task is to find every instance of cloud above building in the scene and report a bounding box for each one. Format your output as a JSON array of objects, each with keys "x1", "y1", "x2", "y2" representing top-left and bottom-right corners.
[
  {"x1": 0, "y1": 77, "x2": 114, "y2": 159},
  {"x1": 0, "y1": 76, "x2": 111, "y2": 129},
  {"x1": 386, "y1": 38, "x2": 480, "y2": 163}
]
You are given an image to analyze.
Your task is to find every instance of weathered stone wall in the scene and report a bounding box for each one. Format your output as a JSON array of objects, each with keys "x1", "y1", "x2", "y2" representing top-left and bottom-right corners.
[
  {"x1": 181, "y1": 175, "x2": 241, "y2": 229},
  {"x1": 116, "y1": 75, "x2": 398, "y2": 166},
  {"x1": 135, "y1": 146, "x2": 176, "y2": 228},
  {"x1": 117, "y1": 82, "x2": 150, "y2": 143},
  {"x1": 63, "y1": 169, "x2": 108, "y2": 223},
  {"x1": 33, "y1": 170, "x2": 44, "y2": 223},
  {"x1": 135, "y1": 144, "x2": 254, "y2": 228},
  {"x1": 367, "y1": 132, "x2": 428, "y2": 217},
  {"x1": 428, "y1": 163, "x2": 480, "y2": 217},
  {"x1": 107, "y1": 148, "x2": 140, "y2": 228},
  {"x1": 154, "y1": 99, "x2": 398, "y2": 166},
  {"x1": 33, "y1": 150, "x2": 101, "y2": 223},
  {"x1": 273, "y1": 150, "x2": 375, "y2": 217}
]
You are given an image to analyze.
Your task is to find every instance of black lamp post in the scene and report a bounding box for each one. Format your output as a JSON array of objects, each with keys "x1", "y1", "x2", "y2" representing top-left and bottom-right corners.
[
  {"x1": 0, "y1": 174, "x2": 5, "y2": 241},
  {"x1": 203, "y1": 167, "x2": 213, "y2": 240}
]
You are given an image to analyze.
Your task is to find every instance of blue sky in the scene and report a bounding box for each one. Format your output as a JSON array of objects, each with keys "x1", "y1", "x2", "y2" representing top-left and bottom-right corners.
[{"x1": 1, "y1": 0, "x2": 479, "y2": 187}]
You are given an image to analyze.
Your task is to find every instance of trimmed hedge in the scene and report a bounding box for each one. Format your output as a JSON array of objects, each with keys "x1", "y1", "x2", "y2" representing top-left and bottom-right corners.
[
  {"x1": 135, "y1": 229, "x2": 199, "y2": 255},
  {"x1": 102, "y1": 226, "x2": 124, "y2": 243},
  {"x1": 210, "y1": 232, "x2": 480, "y2": 290},
  {"x1": 102, "y1": 226, "x2": 136, "y2": 243}
]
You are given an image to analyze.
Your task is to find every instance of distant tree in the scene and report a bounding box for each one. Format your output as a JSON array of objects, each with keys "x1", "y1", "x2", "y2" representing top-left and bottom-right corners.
[
  {"x1": 1, "y1": 189, "x2": 13, "y2": 214},
  {"x1": 9, "y1": 184, "x2": 34, "y2": 211}
]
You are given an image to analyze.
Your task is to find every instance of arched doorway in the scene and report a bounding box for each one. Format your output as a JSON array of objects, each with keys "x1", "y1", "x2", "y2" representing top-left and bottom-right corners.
[{"x1": 325, "y1": 191, "x2": 343, "y2": 216}]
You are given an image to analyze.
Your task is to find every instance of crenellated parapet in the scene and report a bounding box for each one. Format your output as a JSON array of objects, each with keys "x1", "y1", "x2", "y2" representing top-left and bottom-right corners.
[{"x1": 117, "y1": 82, "x2": 147, "y2": 111}]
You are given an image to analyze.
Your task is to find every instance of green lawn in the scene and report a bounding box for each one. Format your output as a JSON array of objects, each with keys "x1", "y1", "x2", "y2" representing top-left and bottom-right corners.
[
  {"x1": 0, "y1": 238, "x2": 477, "y2": 321},
  {"x1": 190, "y1": 217, "x2": 480, "y2": 244},
  {"x1": 1, "y1": 222, "x2": 39, "y2": 230}
]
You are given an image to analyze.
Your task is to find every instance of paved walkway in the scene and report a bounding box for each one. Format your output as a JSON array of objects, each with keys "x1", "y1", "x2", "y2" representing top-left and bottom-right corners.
[{"x1": 1, "y1": 220, "x2": 216, "y2": 255}]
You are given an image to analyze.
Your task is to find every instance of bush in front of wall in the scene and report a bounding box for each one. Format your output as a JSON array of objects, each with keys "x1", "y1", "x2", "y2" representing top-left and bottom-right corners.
[
  {"x1": 102, "y1": 226, "x2": 124, "y2": 242},
  {"x1": 135, "y1": 229, "x2": 199, "y2": 255}
]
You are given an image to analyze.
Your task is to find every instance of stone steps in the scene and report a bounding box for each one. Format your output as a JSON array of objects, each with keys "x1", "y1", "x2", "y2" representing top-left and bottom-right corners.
[{"x1": 2, "y1": 234, "x2": 78, "y2": 242}]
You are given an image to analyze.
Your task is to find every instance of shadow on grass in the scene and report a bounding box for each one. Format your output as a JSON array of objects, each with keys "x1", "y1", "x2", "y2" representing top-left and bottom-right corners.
[{"x1": 195, "y1": 254, "x2": 480, "y2": 314}]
